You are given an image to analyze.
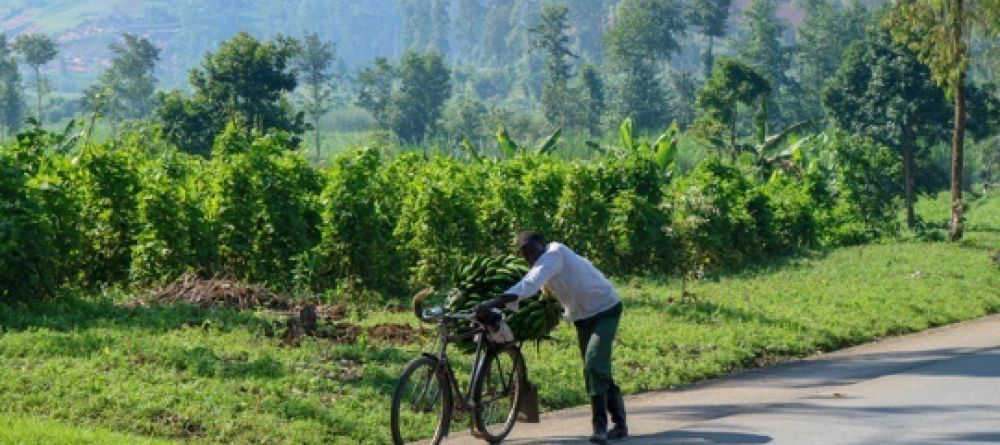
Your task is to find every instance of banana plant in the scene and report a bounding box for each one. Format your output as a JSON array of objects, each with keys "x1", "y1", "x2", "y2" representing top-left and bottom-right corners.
[
  {"x1": 495, "y1": 127, "x2": 562, "y2": 158},
  {"x1": 592, "y1": 118, "x2": 679, "y2": 173}
]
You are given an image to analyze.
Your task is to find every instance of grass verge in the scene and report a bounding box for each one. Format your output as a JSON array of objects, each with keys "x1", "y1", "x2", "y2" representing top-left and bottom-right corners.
[{"x1": 0, "y1": 193, "x2": 997, "y2": 444}]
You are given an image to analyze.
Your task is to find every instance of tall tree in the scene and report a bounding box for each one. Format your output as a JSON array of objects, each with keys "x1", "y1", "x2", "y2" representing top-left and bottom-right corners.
[
  {"x1": 401, "y1": 0, "x2": 433, "y2": 52},
  {"x1": 735, "y1": 0, "x2": 799, "y2": 125},
  {"x1": 796, "y1": 0, "x2": 869, "y2": 117},
  {"x1": 531, "y1": 4, "x2": 577, "y2": 128},
  {"x1": 12, "y1": 34, "x2": 58, "y2": 124},
  {"x1": 156, "y1": 33, "x2": 305, "y2": 155},
  {"x1": 456, "y1": 0, "x2": 486, "y2": 60},
  {"x1": 688, "y1": 0, "x2": 732, "y2": 77},
  {"x1": 430, "y1": 0, "x2": 451, "y2": 56},
  {"x1": 822, "y1": 25, "x2": 951, "y2": 229},
  {"x1": 483, "y1": 2, "x2": 512, "y2": 66},
  {"x1": 579, "y1": 64, "x2": 606, "y2": 135},
  {"x1": 390, "y1": 51, "x2": 452, "y2": 143},
  {"x1": 82, "y1": 34, "x2": 160, "y2": 138},
  {"x1": 358, "y1": 52, "x2": 452, "y2": 143},
  {"x1": 605, "y1": 0, "x2": 688, "y2": 129},
  {"x1": 887, "y1": 0, "x2": 1000, "y2": 240},
  {"x1": 0, "y1": 35, "x2": 24, "y2": 141},
  {"x1": 695, "y1": 57, "x2": 771, "y2": 159},
  {"x1": 356, "y1": 57, "x2": 396, "y2": 129},
  {"x1": 572, "y1": 0, "x2": 611, "y2": 61},
  {"x1": 294, "y1": 32, "x2": 336, "y2": 159}
]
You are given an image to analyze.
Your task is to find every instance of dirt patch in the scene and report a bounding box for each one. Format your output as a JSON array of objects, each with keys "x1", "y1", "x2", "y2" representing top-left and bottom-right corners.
[
  {"x1": 314, "y1": 322, "x2": 362, "y2": 343},
  {"x1": 137, "y1": 272, "x2": 290, "y2": 311},
  {"x1": 368, "y1": 323, "x2": 423, "y2": 344}
]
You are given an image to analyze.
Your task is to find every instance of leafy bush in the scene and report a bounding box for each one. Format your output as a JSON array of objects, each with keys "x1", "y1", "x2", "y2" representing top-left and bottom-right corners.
[
  {"x1": 206, "y1": 132, "x2": 321, "y2": 288},
  {"x1": 0, "y1": 149, "x2": 56, "y2": 301},
  {"x1": 72, "y1": 143, "x2": 142, "y2": 285},
  {"x1": 130, "y1": 152, "x2": 206, "y2": 286},
  {"x1": 393, "y1": 157, "x2": 482, "y2": 287},
  {"x1": 317, "y1": 147, "x2": 402, "y2": 295}
]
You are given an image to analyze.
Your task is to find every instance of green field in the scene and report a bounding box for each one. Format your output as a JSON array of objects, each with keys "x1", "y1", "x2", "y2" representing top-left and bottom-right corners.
[{"x1": 0, "y1": 192, "x2": 998, "y2": 444}]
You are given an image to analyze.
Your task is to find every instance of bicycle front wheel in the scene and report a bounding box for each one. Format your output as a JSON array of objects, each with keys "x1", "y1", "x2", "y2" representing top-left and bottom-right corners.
[
  {"x1": 472, "y1": 344, "x2": 525, "y2": 442},
  {"x1": 391, "y1": 355, "x2": 452, "y2": 445}
]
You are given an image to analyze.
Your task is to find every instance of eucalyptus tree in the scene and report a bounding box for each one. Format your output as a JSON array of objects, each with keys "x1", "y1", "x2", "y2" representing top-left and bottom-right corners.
[
  {"x1": 12, "y1": 34, "x2": 58, "y2": 123},
  {"x1": 531, "y1": 4, "x2": 577, "y2": 128},
  {"x1": 887, "y1": 0, "x2": 1000, "y2": 240},
  {"x1": 687, "y1": 0, "x2": 732, "y2": 77},
  {"x1": 605, "y1": 0, "x2": 687, "y2": 129},
  {"x1": 796, "y1": 0, "x2": 869, "y2": 117},
  {"x1": 734, "y1": 0, "x2": 799, "y2": 125},
  {"x1": 82, "y1": 34, "x2": 160, "y2": 138},
  {"x1": 294, "y1": 32, "x2": 336, "y2": 158},
  {"x1": 0, "y1": 34, "x2": 24, "y2": 140}
]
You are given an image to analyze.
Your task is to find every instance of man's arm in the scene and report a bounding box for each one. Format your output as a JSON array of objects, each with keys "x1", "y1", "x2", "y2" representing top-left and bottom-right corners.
[{"x1": 476, "y1": 249, "x2": 563, "y2": 315}]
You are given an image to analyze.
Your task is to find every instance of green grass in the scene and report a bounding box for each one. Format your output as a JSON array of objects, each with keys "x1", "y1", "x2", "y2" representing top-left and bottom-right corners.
[
  {"x1": 0, "y1": 414, "x2": 178, "y2": 445},
  {"x1": 1, "y1": 193, "x2": 998, "y2": 444}
]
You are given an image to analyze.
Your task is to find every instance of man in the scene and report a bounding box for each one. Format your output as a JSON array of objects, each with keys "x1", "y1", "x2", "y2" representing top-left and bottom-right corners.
[{"x1": 476, "y1": 230, "x2": 627, "y2": 444}]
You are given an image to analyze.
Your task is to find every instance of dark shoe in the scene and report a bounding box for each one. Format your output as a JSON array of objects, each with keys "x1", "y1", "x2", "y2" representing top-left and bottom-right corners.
[
  {"x1": 590, "y1": 394, "x2": 608, "y2": 443},
  {"x1": 607, "y1": 384, "x2": 627, "y2": 429},
  {"x1": 589, "y1": 430, "x2": 609, "y2": 444},
  {"x1": 608, "y1": 425, "x2": 628, "y2": 440}
]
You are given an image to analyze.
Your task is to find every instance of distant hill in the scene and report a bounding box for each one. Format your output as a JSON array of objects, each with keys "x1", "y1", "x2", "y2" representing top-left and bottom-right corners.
[
  {"x1": 1, "y1": 0, "x2": 881, "y2": 94},
  {"x1": 1, "y1": 0, "x2": 403, "y2": 90}
]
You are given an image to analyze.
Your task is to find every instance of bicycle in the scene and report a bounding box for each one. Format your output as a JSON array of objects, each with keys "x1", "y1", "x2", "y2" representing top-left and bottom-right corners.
[{"x1": 390, "y1": 296, "x2": 526, "y2": 445}]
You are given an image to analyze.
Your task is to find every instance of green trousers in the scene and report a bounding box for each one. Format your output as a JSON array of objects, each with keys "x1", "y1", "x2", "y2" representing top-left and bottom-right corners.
[{"x1": 574, "y1": 302, "x2": 622, "y2": 397}]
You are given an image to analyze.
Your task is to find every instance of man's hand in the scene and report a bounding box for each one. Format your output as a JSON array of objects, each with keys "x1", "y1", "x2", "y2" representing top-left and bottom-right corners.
[{"x1": 475, "y1": 294, "x2": 518, "y2": 318}]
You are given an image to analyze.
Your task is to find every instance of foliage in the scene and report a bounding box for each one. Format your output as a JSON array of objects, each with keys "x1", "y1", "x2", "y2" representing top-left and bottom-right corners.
[
  {"x1": 531, "y1": 4, "x2": 577, "y2": 128},
  {"x1": 11, "y1": 33, "x2": 57, "y2": 123},
  {"x1": 0, "y1": 34, "x2": 24, "y2": 139},
  {"x1": 81, "y1": 33, "x2": 161, "y2": 132},
  {"x1": 822, "y1": 23, "x2": 950, "y2": 227},
  {"x1": 695, "y1": 58, "x2": 771, "y2": 156},
  {"x1": 687, "y1": 0, "x2": 732, "y2": 77},
  {"x1": 357, "y1": 52, "x2": 452, "y2": 143},
  {"x1": 796, "y1": 0, "x2": 870, "y2": 117},
  {"x1": 206, "y1": 129, "x2": 322, "y2": 288},
  {"x1": 156, "y1": 33, "x2": 305, "y2": 155},
  {"x1": 294, "y1": 32, "x2": 337, "y2": 158},
  {"x1": 0, "y1": 147, "x2": 56, "y2": 301},
  {"x1": 734, "y1": 0, "x2": 801, "y2": 126},
  {"x1": 316, "y1": 147, "x2": 402, "y2": 296},
  {"x1": 605, "y1": 0, "x2": 687, "y2": 130}
]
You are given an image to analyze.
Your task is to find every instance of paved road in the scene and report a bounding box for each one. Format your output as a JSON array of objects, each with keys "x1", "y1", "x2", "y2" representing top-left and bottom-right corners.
[{"x1": 442, "y1": 314, "x2": 1000, "y2": 445}]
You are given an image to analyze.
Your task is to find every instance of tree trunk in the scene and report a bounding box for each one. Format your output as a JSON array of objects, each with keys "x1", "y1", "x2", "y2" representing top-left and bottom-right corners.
[
  {"x1": 34, "y1": 66, "x2": 42, "y2": 124},
  {"x1": 947, "y1": 0, "x2": 966, "y2": 242},
  {"x1": 315, "y1": 114, "x2": 321, "y2": 160},
  {"x1": 730, "y1": 99, "x2": 738, "y2": 162},
  {"x1": 703, "y1": 36, "x2": 715, "y2": 78},
  {"x1": 903, "y1": 139, "x2": 916, "y2": 229}
]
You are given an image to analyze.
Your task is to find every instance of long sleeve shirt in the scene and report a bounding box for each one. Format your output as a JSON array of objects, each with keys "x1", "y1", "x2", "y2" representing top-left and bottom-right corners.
[{"x1": 504, "y1": 242, "x2": 621, "y2": 321}]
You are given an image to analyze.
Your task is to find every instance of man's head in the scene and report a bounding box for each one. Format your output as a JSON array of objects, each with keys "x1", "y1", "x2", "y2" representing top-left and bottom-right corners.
[{"x1": 515, "y1": 230, "x2": 547, "y2": 265}]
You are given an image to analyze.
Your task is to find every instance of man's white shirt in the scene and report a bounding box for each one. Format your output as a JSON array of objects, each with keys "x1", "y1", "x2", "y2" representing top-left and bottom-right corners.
[{"x1": 504, "y1": 242, "x2": 621, "y2": 321}]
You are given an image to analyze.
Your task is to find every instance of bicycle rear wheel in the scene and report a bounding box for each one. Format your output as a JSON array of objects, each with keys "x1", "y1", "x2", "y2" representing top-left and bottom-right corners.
[
  {"x1": 472, "y1": 344, "x2": 524, "y2": 442},
  {"x1": 391, "y1": 355, "x2": 452, "y2": 445}
]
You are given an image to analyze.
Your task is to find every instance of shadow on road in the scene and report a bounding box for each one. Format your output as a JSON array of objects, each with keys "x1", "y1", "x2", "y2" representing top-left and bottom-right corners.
[{"x1": 501, "y1": 430, "x2": 773, "y2": 445}]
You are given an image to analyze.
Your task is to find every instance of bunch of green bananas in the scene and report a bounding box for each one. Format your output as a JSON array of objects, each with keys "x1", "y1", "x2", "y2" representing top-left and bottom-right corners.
[
  {"x1": 444, "y1": 255, "x2": 562, "y2": 349},
  {"x1": 506, "y1": 292, "x2": 562, "y2": 341}
]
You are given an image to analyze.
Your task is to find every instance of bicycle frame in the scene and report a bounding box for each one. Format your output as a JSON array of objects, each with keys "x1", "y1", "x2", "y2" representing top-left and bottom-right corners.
[{"x1": 424, "y1": 314, "x2": 491, "y2": 418}]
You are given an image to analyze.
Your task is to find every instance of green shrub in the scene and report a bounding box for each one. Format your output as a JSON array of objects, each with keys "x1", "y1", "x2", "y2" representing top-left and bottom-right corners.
[
  {"x1": 394, "y1": 157, "x2": 482, "y2": 288},
  {"x1": 206, "y1": 133, "x2": 322, "y2": 288},
  {"x1": 130, "y1": 152, "x2": 206, "y2": 286},
  {"x1": 317, "y1": 147, "x2": 402, "y2": 296},
  {"x1": 0, "y1": 150, "x2": 56, "y2": 300},
  {"x1": 72, "y1": 143, "x2": 142, "y2": 285}
]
